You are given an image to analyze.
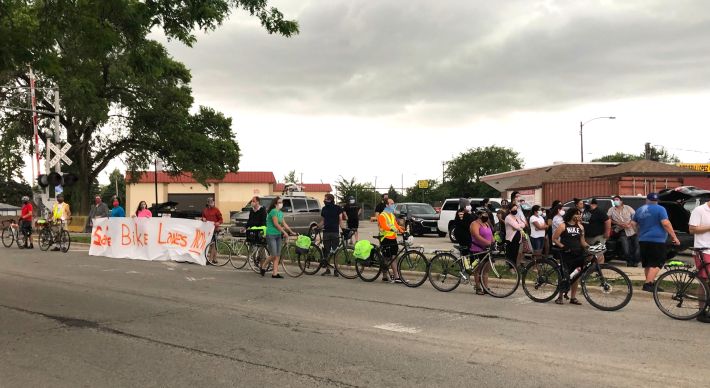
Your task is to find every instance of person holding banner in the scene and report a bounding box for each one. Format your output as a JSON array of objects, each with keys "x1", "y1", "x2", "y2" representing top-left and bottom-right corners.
[
  {"x1": 261, "y1": 196, "x2": 295, "y2": 278},
  {"x1": 110, "y1": 198, "x2": 125, "y2": 218},
  {"x1": 135, "y1": 201, "x2": 152, "y2": 218}
]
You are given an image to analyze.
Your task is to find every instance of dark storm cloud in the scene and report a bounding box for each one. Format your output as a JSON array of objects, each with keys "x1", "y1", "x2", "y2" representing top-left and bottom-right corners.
[{"x1": 163, "y1": 0, "x2": 710, "y2": 121}]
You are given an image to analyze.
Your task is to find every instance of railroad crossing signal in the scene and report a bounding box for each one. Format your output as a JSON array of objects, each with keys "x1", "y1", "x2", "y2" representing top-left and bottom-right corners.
[{"x1": 48, "y1": 142, "x2": 72, "y2": 168}]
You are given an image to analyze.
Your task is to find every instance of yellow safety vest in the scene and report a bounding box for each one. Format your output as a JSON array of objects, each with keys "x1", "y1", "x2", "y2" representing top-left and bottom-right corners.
[
  {"x1": 53, "y1": 203, "x2": 65, "y2": 221},
  {"x1": 379, "y1": 212, "x2": 398, "y2": 241}
]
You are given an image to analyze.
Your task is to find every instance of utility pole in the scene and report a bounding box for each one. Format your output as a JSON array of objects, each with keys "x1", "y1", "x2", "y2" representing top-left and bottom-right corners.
[{"x1": 645, "y1": 142, "x2": 652, "y2": 160}]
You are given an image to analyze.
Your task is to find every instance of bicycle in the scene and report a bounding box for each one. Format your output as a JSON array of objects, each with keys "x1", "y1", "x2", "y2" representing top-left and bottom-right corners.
[
  {"x1": 300, "y1": 226, "x2": 358, "y2": 279},
  {"x1": 355, "y1": 232, "x2": 429, "y2": 287},
  {"x1": 38, "y1": 219, "x2": 71, "y2": 253},
  {"x1": 521, "y1": 244, "x2": 633, "y2": 311},
  {"x1": 1, "y1": 218, "x2": 23, "y2": 248},
  {"x1": 240, "y1": 230, "x2": 301, "y2": 277},
  {"x1": 652, "y1": 247, "x2": 709, "y2": 320},
  {"x1": 204, "y1": 227, "x2": 232, "y2": 267},
  {"x1": 427, "y1": 245, "x2": 520, "y2": 297}
]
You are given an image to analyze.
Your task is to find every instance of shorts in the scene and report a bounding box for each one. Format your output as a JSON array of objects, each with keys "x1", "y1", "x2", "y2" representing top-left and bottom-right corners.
[
  {"x1": 530, "y1": 237, "x2": 545, "y2": 251},
  {"x1": 347, "y1": 221, "x2": 359, "y2": 230},
  {"x1": 266, "y1": 234, "x2": 282, "y2": 257},
  {"x1": 380, "y1": 238, "x2": 398, "y2": 258},
  {"x1": 585, "y1": 235, "x2": 606, "y2": 246},
  {"x1": 560, "y1": 250, "x2": 585, "y2": 274},
  {"x1": 694, "y1": 251, "x2": 710, "y2": 280},
  {"x1": 639, "y1": 241, "x2": 666, "y2": 268}
]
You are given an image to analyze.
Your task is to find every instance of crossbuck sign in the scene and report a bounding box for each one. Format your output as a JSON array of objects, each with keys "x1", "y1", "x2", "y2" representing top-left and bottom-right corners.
[{"x1": 48, "y1": 142, "x2": 72, "y2": 168}]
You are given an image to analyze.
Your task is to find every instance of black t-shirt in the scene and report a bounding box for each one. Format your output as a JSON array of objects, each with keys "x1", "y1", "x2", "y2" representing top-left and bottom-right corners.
[
  {"x1": 585, "y1": 207, "x2": 608, "y2": 237},
  {"x1": 375, "y1": 201, "x2": 387, "y2": 214},
  {"x1": 454, "y1": 213, "x2": 475, "y2": 246},
  {"x1": 561, "y1": 223, "x2": 583, "y2": 251},
  {"x1": 246, "y1": 207, "x2": 266, "y2": 228},
  {"x1": 321, "y1": 203, "x2": 343, "y2": 233},
  {"x1": 344, "y1": 204, "x2": 360, "y2": 223}
]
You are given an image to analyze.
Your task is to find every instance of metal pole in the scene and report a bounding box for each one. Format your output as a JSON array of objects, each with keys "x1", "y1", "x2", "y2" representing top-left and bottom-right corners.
[
  {"x1": 29, "y1": 67, "x2": 40, "y2": 177},
  {"x1": 580, "y1": 121, "x2": 584, "y2": 163},
  {"x1": 54, "y1": 91, "x2": 61, "y2": 174}
]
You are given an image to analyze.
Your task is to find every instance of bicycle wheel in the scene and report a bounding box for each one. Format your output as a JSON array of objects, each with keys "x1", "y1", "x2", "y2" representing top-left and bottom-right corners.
[
  {"x1": 397, "y1": 250, "x2": 429, "y2": 288},
  {"x1": 300, "y1": 245, "x2": 323, "y2": 275},
  {"x1": 39, "y1": 228, "x2": 53, "y2": 251},
  {"x1": 15, "y1": 230, "x2": 26, "y2": 249},
  {"x1": 581, "y1": 263, "x2": 633, "y2": 311},
  {"x1": 2, "y1": 226, "x2": 14, "y2": 247},
  {"x1": 58, "y1": 230, "x2": 71, "y2": 253},
  {"x1": 427, "y1": 252, "x2": 463, "y2": 292},
  {"x1": 250, "y1": 246, "x2": 272, "y2": 273},
  {"x1": 653, "y1": 269, "x2": 708, "y2": 320},
  {"x1": 280, "y1": 243, "x2": 304, "y2": 278},
  {"x1": 205, "y1": 240, "x2": 231, "y2": 266},
  {"x1": 230, "y1": 240, "x2": 249, "y2": 270},
  {"x1": 333, "y1": 246, "x2": 358, "y2": 279},
  {"x1": 522, "y1": 258, "x2": 561, "y2": 303},
  {"x1": 356, "y1": 249, "x2": 383, "y2": 282},
  {"x1": 480, "y1": 257, "x2": 520, "y2": 298}
]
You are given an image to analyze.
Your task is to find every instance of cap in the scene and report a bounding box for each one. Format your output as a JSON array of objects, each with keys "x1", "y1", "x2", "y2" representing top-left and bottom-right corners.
[
  {"x1": 647, "y1": 193, "x2": 659, "y2": 201},
  {"x1": 590, "y1": 198, "x2": 598, "y2": 205}
]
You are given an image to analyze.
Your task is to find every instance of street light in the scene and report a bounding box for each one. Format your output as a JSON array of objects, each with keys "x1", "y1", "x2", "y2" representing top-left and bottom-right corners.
[{"x1": 580, "y1": 116, "x2": 616, "y2": 162}]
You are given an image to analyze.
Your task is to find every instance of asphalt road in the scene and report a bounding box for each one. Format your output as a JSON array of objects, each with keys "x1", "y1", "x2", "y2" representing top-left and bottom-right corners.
[{"x1": 0, "y1": 247, "x2": 706, "y2": 388}]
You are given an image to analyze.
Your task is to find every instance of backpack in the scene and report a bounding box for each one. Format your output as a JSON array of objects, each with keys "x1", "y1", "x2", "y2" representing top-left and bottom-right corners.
[{"x1": 353, "y1": 240, "x2": 374, "y2": 260}]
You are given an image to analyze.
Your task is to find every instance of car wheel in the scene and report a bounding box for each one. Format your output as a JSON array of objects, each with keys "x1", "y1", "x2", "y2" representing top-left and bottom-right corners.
[{"x1": 448, "y1": 226, "x2": 457, "y2": 243}]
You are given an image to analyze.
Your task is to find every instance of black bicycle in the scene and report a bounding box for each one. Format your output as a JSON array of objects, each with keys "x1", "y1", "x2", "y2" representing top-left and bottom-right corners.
[
  {"x1": 355, "y1": 232, "x2": 429, "y2": 287},
  {"x1": 653, "y1": 248, "x2": 709, "y2": 320},
  {"x1": 302, "y1": 227, "x2": 358, "y2": 279},
  {"x1": 521, "y1": 244, "x2": 633, "y2": 311}
]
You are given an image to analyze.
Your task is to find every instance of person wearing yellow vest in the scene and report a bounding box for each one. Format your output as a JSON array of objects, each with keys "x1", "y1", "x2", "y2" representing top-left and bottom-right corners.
[
  {"x1": 51, "y1": 194, "x2": 72, "y2": 251},
  {"x1": 378, "y1": 198, "x2": 404, "y2": 283}
]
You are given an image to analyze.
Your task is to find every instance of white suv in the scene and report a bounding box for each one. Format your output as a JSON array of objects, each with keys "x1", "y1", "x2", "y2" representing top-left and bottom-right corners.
[{"x1": 438, "y1": 198, "x2": 503, "y2": 242}]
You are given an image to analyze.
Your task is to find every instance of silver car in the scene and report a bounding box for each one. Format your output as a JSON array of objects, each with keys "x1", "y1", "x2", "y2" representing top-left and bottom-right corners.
[{"x1": 229, "y1": 195, "x2": 322, "y2": 236}]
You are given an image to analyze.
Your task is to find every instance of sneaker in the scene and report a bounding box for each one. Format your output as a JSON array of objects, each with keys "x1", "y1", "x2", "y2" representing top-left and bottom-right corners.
[
  {"x1": 271, "y1": 274, "x2": 284, "y2": 279},
  {"x1": 321, "y1": 268, "x2": 331, "y2": 276},
  {"x1": 642, "y1": 282, "x2": 654, "y2": 292},
  {"x1": 394, "y1": 278, "x2": 403, "y2": 284}
]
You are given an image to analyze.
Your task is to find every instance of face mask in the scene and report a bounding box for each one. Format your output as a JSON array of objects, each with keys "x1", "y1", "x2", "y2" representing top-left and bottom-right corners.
[
  {"x1": 613, "y1": 200, "x2": 621, "y2": 207},
  {"x1": 113, "y1": 201, "x2": 119, "y2": 207},
  {"x1": 559, "y1": 210, "x2": 566, "y2": 217},
  {"x1": 510, "y1": 210, "x2": 518, "y2": 215},
  {"x1": 95, "y1": 198, "x2": 101, "y2": 204},
  {"x1": 276, "y1": 203, "x2": 283, "y2": 210},
  {"x1": 537, "y1": 211, "x2": 543, "y2": 216},
  {"x1": 465, "y1": 205, "x2": 472, "y2": 212},
  {"x1": 480, "y1": 216, "x2": 489, "y2": 223},
  {"x1": 385, "y1": 205, "x2": 395, "y2": 213}
]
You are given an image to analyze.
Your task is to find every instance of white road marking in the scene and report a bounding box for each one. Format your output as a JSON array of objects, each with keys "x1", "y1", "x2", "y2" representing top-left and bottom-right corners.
[
  {"x1": 126, "y1": 271, "x2": 141, "y2": 274},
  {"x1": 373, "y1": 323, "x2": 421, "y2": 334},
  {"x1": 101, "y1": 269, "x2": 118, "y2": 272},
  {"x1": 185, "y1": 276, "x2": 215, "y2": 282}
]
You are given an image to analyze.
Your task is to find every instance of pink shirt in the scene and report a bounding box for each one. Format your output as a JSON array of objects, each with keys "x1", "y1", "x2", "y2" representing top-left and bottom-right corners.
[
  {"x1": 505, "y1": 214, "x2": 526, "y2": 242},
  {"x1": 136, "y1": 209, "x2": 152, "y2": 218}
]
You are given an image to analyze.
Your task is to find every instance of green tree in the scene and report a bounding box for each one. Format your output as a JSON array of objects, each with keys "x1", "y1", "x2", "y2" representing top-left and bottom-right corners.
[
  {"x1": 334, "y1": 176, "x2": 378, "y2": 206},
  {"x1": 401, "y1": 180, "x2": 438, "y2": 203},
  {"x1": 0, "y1": 126, "x2": 26, "y2": 183},
  {"x1": 99, "y1": 168, "x2": 126, "y2": 205},
  {"x1": 282, "y1": 170, "x2": 299, "y2": 183},
  {"x1": 591, "y1": 152, "x2": 642, "y2": 163},
  {"x1": 445, "y1": 146, "x2": 523, "y2": 198},
  {"x1": 644, "y1": 145, "x2": 680, "y2": 163},
  {"x1": 0, "y1": 1, "x2": 298, "y2": 214},
  {"x1": 386, "y1": 185, "x2": 401, "y2": 202}
]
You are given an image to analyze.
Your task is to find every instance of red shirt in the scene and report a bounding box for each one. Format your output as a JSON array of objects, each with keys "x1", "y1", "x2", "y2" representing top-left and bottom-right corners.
[
  {"x1": 21, "y1": 203, "x2": 33, "y2": 222},
  {"x1": 201, "y1": 206, "x2": 223, "y2": 228}
]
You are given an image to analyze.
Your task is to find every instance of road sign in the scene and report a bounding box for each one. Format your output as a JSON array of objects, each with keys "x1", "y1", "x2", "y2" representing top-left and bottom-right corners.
[
  {"x1": 417, "y1": 180, "x2": 429, "y2": 189},
  {"x1": 48, "y1": 142, "x2": 72, "y2": 167}
]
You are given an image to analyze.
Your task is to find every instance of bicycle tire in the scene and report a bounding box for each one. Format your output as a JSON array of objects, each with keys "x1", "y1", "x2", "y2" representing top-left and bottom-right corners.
[
  {"x1": 250, "y1": 246, "x2": 272, "y2": 273},
  {"x1": 205, "y1": 240, "x2": 231, "y2": 266},
  {"x1": 581, "y1": 263, "x2": 633, "y2": 311},
  {"x1": 280, "y1": 243, "x2": 304, "y2": 278},
  {"x1": 521, "y1": 258, "x2": 561, "y2": 303},
  {"x1": 300, "y1": 245, "x2": 323, "y2": 275},
  {"x1": 333, "y1": 246, "x2": 358, "y2": 279},
  {"x1": 2, "y1": 226, "x2": 14, "y2": 248},
  {"x1": 480, "y1": 257, "x2": 520, "y2": 298},
  {"x1": 356, "y1": 249, "x2": 383, "y2": 282},
  {"x1": 397, "y1": 250, "x2": 428, "y2": 288},
  {"x1": 653, "y1": 268, "x2": 708, "y2": 320},
  {"x1": 15, "y1": 230, "x2": 27, "y2": 249},
  {"x1": 39, "y1": 228, "x2": 52, "y2": 251},
  {"x1": 427, "y1": 252, "x2": 463, "y2": 292},
  {"x1": 59, "y1": 230, "x2": 71, "y2": 253},
  {"x1": 230, "y1": 240, "x2": 250, "y2": 269}
]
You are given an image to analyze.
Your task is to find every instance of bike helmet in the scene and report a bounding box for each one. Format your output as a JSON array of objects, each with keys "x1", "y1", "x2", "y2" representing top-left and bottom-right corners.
[
  {"x1": 588, "y1": 243, "x2": 606, "y2": 254},
  {"x1": 21, "y1": 196, "x2": 30, "y2": 203}
]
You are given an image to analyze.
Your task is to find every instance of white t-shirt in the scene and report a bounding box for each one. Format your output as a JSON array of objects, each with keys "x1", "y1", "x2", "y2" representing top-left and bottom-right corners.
[
  {"x1": 689, "y1": 203, "x2": 710, "y2": 248},
  {"x1": 529, "y1": 215, "x2": 546, "y2": 238}
]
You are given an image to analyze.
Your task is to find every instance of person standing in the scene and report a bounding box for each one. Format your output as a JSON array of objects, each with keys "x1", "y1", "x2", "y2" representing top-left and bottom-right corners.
[
  {"x1": 453, "y1": 205, "x2": 475, "y2": 249},
  {"x1": 135, "y1": 201, "x2": 152, "y2": 218},
  {"x1": 110, "y1": 198, "x2": 125, "y2": 218},
  {"x1": 201, "y1": 197, "x2": 223, "y2": 265},
  {"x1": 584, "y1": 198, "x2": 611, "y2": 263},
  {"x1": 374, "y1": 193, "x2": 389, "y2": 220},
  {"x1": 320, "y1": 193, "x2": 344, "y2": 276},
  {"x1": 51, "y1": 194, "x2": 71, "y2": 251},
  {"x1": 261, "y1": 197, "x2": 295, "y2": 278},
  {"x1": 608, "y1": 196, "x2": 640, "y2": 267},
  {"x1": 246, "y1": 196, "x2": 266, "y2": 228},
  {"x1": 688, "y1": 200, "x2": 710, "y2": 323},
  {"x1": 470, "y1": 211, "x2": 493, "y2": 295},
  {"x1": 633, "y1": 193, "x2": 680, "y2": 292},
  {"x1": 19, "y1": 196, "x2": 33, "y2": 249},
  {"x1": 529, "y1": 205, "x2": 546, "y2": 258},
  {"x1": 86, "y1": 195, "x2": 109, "y2": 231},
  {"x1": 504, "y1": 203, "x2": 526, "y2": 267},
  {"x1": 552, "y1": 208, "x2": 588, "y2": 305},
  {"x1": 378, "y1": 197, "x2": 404, "y2": 283},
  {"x1": 343, "y1": 196, "x2": 361, "y2": 243}
]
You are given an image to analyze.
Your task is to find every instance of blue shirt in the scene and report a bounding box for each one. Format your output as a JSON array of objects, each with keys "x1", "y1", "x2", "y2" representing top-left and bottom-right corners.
[
  {"x1": 633, "y1": 204, "x2": 668, "y2": 243},
  {"x1": 110, "y1": 206, "x2": 125, "y2": 218}
]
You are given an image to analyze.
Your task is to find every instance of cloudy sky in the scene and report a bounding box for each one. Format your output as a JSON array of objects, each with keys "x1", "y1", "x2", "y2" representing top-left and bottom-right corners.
[{"x1": 94, "y1": 1, "x2": 710, "y2": 187}]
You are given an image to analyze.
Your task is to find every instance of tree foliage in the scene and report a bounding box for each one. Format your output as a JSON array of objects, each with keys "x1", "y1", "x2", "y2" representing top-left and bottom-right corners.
[
  {"x1": 98, "y1": 168, "x2": 126, "y2": 205},
  {"x1": 0, "y1": 1, "x2": 298, "y2": 213},
  {"x1": 591, "y1": 152, "x2": 642, "y2": 163},
  {"x1": 592, "y1": 145, "x2": 680, "y2": 163},
  {"x1": 282, "y1": 170, "x2": 299, "y2": 183},
  {"x1": 445, "y1": 146, "x2": 523, "y2": 198},
  {"x1": 334, "y1": 176, "x2": 378, "y2": 207}
]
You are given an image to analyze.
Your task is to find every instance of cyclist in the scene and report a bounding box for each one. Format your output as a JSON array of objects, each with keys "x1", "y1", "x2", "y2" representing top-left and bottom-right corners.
[
  {"x1": 470, "y1": 210, "x2": 493, "y2": 295},
  {"x1": 261, "y1": 196, "x2": 295, "y2": 278},
  {"x1": 50, "y1": 194, "x2": 71, "y2": 251},
  {"x1": 19, "y1": 196, "x2": 33, "y2": 249},
  {"x1": 374, "y1": 193, "x2": 388, "y2": 219},
  {"x1": 201, "y1": 197, "x2": 223, "y2": 264},
  {"x1": 378, "y1": 198, "x2": 404, "y2": 283},
  {"x1": 319, "y1": 193, "x2": 344, "y2": 276},
  {"x1": 688, "y1": 199, "x2": 710, "y2": 323},
  {"x1": 343, "y1": 196, "x2": 361, "y2": 243},
  {"x1": 552, "y1": 207, "x2": 588, "y2": 305},
  {"x1": 246, "y1": 196, "x2": 266, "y2": 228}
]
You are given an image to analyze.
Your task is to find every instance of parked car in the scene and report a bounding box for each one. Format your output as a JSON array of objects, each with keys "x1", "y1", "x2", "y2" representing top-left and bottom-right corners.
[
  {"x1": 438, "y1": 198, "x2": 503, "y2": 242},
  {"x1": 229, "y1": 195, "x2": 322, "y2": 237},
  {"x1": 148, "y1": 201, "x2": 203, "y2": 220},
  {"x1": 394, "y1": 203, "x2": 444, "y2": 237}
]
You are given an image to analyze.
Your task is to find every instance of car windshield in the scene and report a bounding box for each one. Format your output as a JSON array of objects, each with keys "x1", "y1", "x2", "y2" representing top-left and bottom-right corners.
[{"x1": 407, "y1": 204, "x2": 436, "y2": 214}]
